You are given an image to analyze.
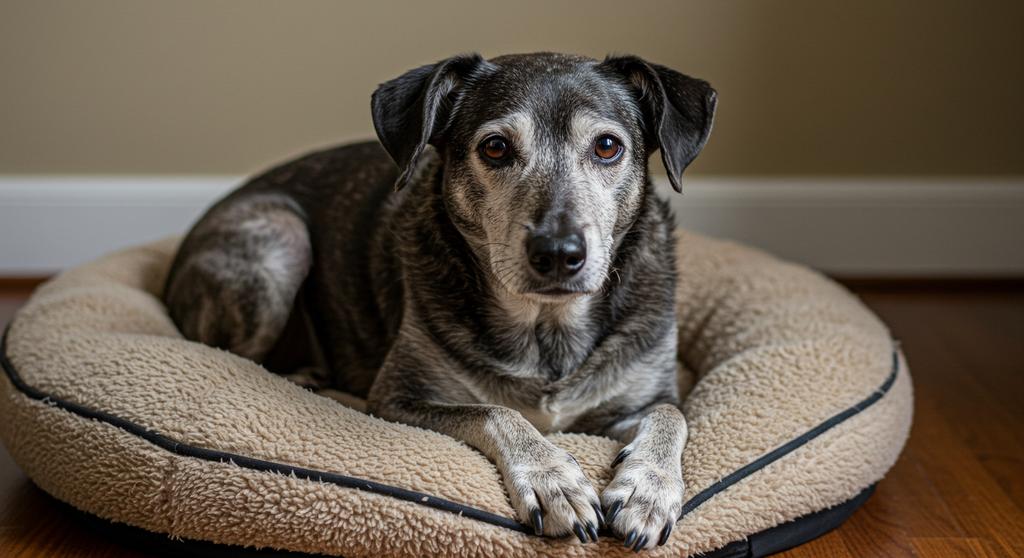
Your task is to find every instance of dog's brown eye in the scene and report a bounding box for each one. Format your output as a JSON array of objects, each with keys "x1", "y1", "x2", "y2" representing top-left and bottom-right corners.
[
  {"x1": 480, "y1": 136, "x2": 511, "y2": 162},
  {"x1": 594, "y1": 135, "x2": 623, "y2": 162}
]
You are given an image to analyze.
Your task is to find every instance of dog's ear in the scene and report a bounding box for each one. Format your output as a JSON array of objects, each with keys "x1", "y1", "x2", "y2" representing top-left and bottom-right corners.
[
  {"x1": 372, "y1": 54, "x2": 487, "y2": 191},
  {"x1": 599, "y1": 55, "x2": 717, "y2": 193}
]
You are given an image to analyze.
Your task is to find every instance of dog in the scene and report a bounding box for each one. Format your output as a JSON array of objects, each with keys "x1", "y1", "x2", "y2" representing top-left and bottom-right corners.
[{"x1": 164, "y1": 52, "x2": 716, "y2": 550}]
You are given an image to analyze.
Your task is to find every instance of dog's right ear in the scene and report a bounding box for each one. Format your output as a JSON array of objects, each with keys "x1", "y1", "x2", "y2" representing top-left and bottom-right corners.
[{"x1": 372, "y1": 54, "x2": 487, "y2": 191}]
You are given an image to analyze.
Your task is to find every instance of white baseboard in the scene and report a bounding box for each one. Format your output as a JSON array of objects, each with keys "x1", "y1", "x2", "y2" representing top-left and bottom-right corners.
[{"x1": 1, "y1": 175, "x2": 1022, "y2": 277}]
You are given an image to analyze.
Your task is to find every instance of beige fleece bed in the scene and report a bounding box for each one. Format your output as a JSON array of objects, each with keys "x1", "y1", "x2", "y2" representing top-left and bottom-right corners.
[{"x1": 0, "y1": 231, "x2": 912, "y2": 557}]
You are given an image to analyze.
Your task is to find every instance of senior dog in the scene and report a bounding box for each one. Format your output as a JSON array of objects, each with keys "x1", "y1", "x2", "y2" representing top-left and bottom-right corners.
[{"x1": 164, "y1": 52, "x2": 716, "y2": 550}]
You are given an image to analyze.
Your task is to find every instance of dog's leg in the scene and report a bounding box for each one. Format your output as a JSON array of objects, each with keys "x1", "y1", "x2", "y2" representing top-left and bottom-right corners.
[
  {"x1": 371, "y1": 399, "x2": 603, "y2": 542},
  {"x1": 600, "y1": 403, "x2": 688, "y2": 551},
  {"x1": 165, "y1": 193, "x2": 311, "y2": 362}
]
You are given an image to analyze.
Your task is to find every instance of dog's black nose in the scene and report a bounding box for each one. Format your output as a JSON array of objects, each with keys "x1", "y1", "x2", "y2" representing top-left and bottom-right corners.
[{"x1": 527, "y1": 231, "x2": 587, "y2": 279}]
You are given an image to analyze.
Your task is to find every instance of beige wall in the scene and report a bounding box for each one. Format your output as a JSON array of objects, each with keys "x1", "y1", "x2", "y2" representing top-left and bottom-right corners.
[{"x1": 1, "y1": 0, "x2": 1022, "y2": 176}]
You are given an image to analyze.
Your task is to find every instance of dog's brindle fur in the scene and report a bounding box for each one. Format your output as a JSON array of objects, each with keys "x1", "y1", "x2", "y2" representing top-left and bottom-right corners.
[{"x1": 164, "y1": 53, "x2": 716, "y2": 550}]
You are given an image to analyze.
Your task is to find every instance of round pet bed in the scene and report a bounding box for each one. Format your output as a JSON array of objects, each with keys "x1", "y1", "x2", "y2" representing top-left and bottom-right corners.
[{"x1": 0, "y1": 231, "x2": 912, "y2": 557}]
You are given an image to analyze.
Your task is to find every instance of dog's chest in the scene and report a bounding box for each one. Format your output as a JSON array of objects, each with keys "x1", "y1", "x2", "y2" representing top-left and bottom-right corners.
[
  {"x1": 496, "y1": 342, "x2": 596, "y2": 433},
  {"x1": 486, "y1": 296, "x2": 603, "y2": 432},
  {"x1": 490, "y1": 293, "x2": 599, "y2": 381}
]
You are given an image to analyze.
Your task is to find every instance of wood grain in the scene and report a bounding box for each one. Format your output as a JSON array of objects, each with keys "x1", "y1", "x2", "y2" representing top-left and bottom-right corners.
[{"x1": 1, "y1": 286, "x2": 1023, "y2": 557}]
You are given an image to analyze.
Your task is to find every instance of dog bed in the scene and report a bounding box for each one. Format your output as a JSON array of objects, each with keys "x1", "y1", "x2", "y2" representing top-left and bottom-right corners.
[{"x1": 0, "y1": 231, "x2": 912, "y2": 557}]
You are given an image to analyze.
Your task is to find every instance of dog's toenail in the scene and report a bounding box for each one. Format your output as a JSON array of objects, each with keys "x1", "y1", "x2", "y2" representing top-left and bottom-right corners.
[
  {"x1": 573, "y1": 522, "x2": 588, "y2": 543},
  {"x1": 530, "y1": 508, "x2": 543, "y2": 535},
  {"x1": 607, "y1": 500, "x2": 623, "y2": 524},
  {"x1": 658, "y1": 522, "x2": 673, "y2": 546},
  {"x1": 591, "y1": 502, "x2": 605, "y2": 527}
]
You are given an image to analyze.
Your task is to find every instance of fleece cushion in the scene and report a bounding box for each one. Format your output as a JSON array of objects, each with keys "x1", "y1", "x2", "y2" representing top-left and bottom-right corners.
[{"x1": 0, "y1": 231, "x2": 912, "y2": 557}]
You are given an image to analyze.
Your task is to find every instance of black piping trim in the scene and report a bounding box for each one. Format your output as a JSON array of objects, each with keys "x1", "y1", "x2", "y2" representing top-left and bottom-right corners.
[
  {"x1": 679, "y1": 348, "x2": 900, "y2": 518},
  {"x1": 0, "y1": 324, "x2": 899, "y2": 535}
]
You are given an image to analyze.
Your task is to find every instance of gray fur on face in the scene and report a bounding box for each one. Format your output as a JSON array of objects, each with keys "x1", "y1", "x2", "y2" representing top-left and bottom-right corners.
[
  {"x1": 449, "y1": 108, "x2": 637, "y2": 298},
  {"x1": 164, "y1": 52, "x2": 716, "y2": 550},
  {"x1": 441, "y1": 55, "x2": 651, "y2": 299}
]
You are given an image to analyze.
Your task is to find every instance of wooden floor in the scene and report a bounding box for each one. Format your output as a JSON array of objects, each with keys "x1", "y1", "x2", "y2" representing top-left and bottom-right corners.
[{"x1": 1, "y1": 283, "x2": 1022, "y2": 557}]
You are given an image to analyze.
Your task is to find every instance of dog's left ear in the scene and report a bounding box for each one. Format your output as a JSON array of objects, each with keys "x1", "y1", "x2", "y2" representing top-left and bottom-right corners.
[
  {"x1": 599, "y1": 56, "x2": 717, "y2": 192},
  {"x1": 372, "y1": 54, "x2": 487, "y2": 191}
]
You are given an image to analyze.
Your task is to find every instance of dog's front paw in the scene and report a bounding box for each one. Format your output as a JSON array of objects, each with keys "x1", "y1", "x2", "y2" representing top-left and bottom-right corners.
[
  {"x1": 502, "y1": 446, "x2": 602, "y2": 542},
  {"x1": 601, "y1": 446, "x2": 684, "y2": 551}
]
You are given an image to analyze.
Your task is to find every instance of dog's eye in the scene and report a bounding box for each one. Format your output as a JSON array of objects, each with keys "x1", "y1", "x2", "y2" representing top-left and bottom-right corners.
[
  {"x1": 593, "y1": 135, "x2": 623, "y2": 162},
  {"x1": 480, "y1": 136, "x2": 511, "y2": 162}
]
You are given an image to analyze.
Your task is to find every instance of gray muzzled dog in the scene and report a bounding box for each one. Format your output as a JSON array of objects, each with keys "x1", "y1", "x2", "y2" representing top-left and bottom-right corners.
[{"x1": 164, "y1": 52, "x2": 716, "y2": 550}]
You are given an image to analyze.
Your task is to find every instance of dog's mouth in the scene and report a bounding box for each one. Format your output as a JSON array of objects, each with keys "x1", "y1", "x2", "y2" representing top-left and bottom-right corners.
[
  {"x1": 489, "y1": 267, "x2": 594, "y2": 301},
  {"x1": 523, "y1": 284, "x2": 594, "y2": 301},
  {"x1": 532, "y1": 286, "x2": 583, "y2": 296}
]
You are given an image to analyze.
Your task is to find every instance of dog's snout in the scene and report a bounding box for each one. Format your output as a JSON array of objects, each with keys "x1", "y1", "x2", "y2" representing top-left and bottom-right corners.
[{"x1": 527, "y1": 230, "x2": 587, "y2": 279}]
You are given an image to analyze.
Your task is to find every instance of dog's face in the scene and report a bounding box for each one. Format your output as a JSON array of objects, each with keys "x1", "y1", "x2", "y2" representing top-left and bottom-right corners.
[{"x1": 372, "y1": 53, "x2": 716, "y2": 301}]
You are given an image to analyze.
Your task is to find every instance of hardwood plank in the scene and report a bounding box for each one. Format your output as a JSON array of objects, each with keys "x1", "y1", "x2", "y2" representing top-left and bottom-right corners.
[
  {"x1": 778, "y1": 528, "x2": 854, "y2": 557},
  {"x1": 912, "y1": 537, "x2": 1009, "y2": 558},
  {"x1": 834, "y1": 483, "x2": 917, "y2": 557},
  {"x1": 0, "y1": 277, "x2": 47, "y2": 293},
  {"x1": 907, "y1": 395, "x2": 1024, "y2": 557},
  {"x1": 950, "y1": 295, "x2": 1024, "y2": 425},
  {"x1": 871, "y1": 444, "x2": 967, "y2": 539},
  {"x1": 862, "y1": 293, "x2": 1024, "y2": 520},
  {"x1": 941, "y1": 299, "x2": 1024, "y2": 511}
]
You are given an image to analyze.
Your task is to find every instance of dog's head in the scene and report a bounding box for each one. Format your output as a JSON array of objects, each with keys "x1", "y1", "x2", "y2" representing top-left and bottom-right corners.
[{"x1": 372, "y1": 53, "x2": 716, "y2": 301}]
